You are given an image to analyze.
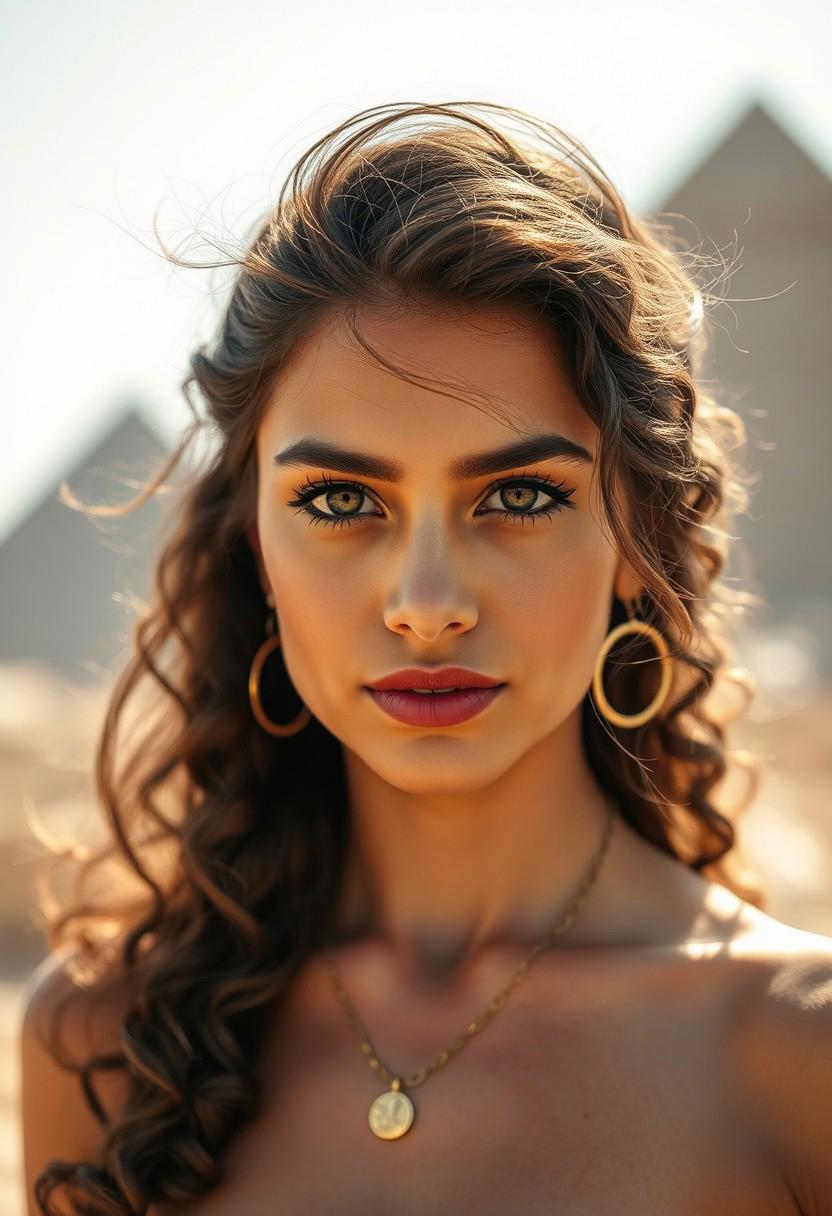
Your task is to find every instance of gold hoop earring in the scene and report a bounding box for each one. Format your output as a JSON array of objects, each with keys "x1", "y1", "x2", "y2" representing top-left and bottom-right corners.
[
  {"x1": 591, "y1": 598, "x2": 672, "y2": 728},
  {"x1": 248, "y1": 595, "x2": 312, "y2": 737}
]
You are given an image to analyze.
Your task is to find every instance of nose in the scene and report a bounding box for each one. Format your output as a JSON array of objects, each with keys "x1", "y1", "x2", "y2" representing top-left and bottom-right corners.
[{"x1": 380, "y1": 515, "x2": 478, "y2": 641}]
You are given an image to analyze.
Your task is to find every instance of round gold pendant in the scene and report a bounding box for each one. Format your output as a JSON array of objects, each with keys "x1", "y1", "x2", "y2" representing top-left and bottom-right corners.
[{"x1": 368, "y1": 1082, "x2": 415, "y2": 1139}]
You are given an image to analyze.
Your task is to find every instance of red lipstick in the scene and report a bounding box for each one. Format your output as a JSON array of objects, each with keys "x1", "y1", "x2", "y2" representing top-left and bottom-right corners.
[
  {"x1": 364, "y1": 667, "x2": 507, "y2": 727},
  {"x1": 365, "y1": 666, "x2": 504, "y2": 691}
]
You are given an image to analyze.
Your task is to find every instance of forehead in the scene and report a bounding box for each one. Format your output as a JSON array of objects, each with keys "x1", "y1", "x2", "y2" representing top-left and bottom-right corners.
[{"x1": 260, "y1": 299, "x2": 598, "y2": 461}]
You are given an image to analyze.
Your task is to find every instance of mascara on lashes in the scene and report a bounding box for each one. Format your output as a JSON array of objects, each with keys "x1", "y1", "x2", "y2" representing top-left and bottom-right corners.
[{"x1": 285, "y1": 470, "x2": 577, "y2": 529}]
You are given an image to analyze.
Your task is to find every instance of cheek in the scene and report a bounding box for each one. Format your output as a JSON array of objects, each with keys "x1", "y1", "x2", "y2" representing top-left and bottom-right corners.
[
  {"x1": 258, "y1": 497, "x2": 340, "y2": 602},
  {"x1": 501, "y1": 530, "x2": 615, "y2": 694},
  {"x1": 256, "y1": 548, "x2": 359, "y2": 723},
  {"x1": 500, "y1": 521, "x2": 614, "y2": 617},
  {"x1": 257, "y1": 519, "x2": 371, "y2": 700},
  {"x1": 265, "y1": 547, "x2": 359, "y2": 633}
]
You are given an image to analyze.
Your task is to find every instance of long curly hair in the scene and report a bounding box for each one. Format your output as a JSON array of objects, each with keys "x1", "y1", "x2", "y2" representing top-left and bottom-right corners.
[{"x1": 31, "y1": 99, "x2": 765, "y2": 1215}]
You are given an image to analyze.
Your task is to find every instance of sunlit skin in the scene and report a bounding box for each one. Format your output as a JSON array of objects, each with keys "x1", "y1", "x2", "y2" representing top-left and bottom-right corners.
[{"x1": 246, "y1": 298, "x2": 739, "y2": 1003}]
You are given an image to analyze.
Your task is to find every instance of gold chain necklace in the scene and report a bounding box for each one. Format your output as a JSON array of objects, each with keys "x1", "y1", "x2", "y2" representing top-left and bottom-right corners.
[{"x1": 322, "y1": 804, "x2": 616, "y2": 1140}]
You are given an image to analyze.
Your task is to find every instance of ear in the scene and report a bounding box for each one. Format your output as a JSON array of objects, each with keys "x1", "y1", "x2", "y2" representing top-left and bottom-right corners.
[
  {"x1": 606, "y1": 470, "x2": 643, "y2": 610},
  {"x1": 612, "y1": 556, "x2": 642, "y2": 610}
]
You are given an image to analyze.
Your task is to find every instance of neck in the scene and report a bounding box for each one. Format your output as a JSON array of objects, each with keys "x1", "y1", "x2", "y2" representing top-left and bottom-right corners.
[{"x1": 331, "y1": 708, "x2": 620, "y2": 986}]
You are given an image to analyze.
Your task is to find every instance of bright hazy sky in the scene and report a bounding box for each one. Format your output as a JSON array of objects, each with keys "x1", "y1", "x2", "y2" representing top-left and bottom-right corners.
[{"x1": 3, "y1": 0, "x2": 830, "y2": 545}]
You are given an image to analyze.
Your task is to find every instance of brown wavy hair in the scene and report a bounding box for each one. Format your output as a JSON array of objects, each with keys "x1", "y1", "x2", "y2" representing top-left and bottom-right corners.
[{"x1": 31, "y1": 99, "x2": 765, "y2": 1215}]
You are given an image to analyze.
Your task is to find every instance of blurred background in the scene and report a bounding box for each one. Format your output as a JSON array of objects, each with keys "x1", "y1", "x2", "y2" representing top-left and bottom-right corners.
[{"x1": 2, "y1": 0, "x2": 831, "y2": 1210}]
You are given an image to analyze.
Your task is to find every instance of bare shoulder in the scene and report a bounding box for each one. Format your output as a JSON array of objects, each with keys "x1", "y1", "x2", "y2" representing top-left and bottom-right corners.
[
  {"x1": 726, "y1": 904, "x2": 832, "y2": 1215},
  {"x1": 720, "y1": 898, "x2": 832, "y2": 1026},
  {"x1": 19, "y1": 943, "x2": 134, "y2": 1214}
]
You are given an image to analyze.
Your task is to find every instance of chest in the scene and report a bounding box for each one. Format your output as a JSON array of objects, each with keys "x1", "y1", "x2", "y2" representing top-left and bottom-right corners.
[{"x1": 148, "y1": 956, "x2": 795, "y2": 1216}]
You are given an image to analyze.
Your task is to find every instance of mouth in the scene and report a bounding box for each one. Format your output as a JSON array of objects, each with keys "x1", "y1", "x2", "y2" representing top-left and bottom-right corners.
[
  {"x1": 364, "y1": 666, "x2": 505, "y2": 693},
  {"x1": 405, "y1": 687, "x2": 462, "y2": 694},
  {"x1": 387, "y1": 685, "x2": 501, "y2": 694},
  {"x1": 364, "y1": 683, "x2": 507, "y2": 727}
]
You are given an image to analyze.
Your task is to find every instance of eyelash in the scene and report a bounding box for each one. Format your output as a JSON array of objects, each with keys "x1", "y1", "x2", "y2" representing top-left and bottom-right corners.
[{"x1": 285, "y1": 468, "x2": 577, "y2": 530}]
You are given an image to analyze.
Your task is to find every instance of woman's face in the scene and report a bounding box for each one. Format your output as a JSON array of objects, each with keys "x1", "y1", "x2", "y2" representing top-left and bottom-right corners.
[{"x1": 249, "y1": 300, "x2": 637, "y2": 792}]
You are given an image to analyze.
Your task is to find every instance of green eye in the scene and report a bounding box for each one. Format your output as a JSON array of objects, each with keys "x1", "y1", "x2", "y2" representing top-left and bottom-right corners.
[{"x1": 285, "y1": 471, "x2": 577, "y2": 529}]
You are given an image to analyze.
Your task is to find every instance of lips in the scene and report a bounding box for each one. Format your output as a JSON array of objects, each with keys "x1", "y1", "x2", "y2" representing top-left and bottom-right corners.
[
  {"x1": 365, "y1": 666, "x2": 504, "y2": 692},
  {"x1": 365, "y1": 684, "x2": 506, "y2": 727}
]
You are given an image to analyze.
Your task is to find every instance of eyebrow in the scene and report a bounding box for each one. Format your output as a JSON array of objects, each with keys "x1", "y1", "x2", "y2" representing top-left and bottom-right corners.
[{"x1": 272, "y1": 433, "x2": 594, "y2": 481}]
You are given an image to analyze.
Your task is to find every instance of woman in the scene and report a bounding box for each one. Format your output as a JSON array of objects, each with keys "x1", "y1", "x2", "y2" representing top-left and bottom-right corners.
[{"x1": 21, "y1": 100, "x2": 832, "y2": 1215}]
